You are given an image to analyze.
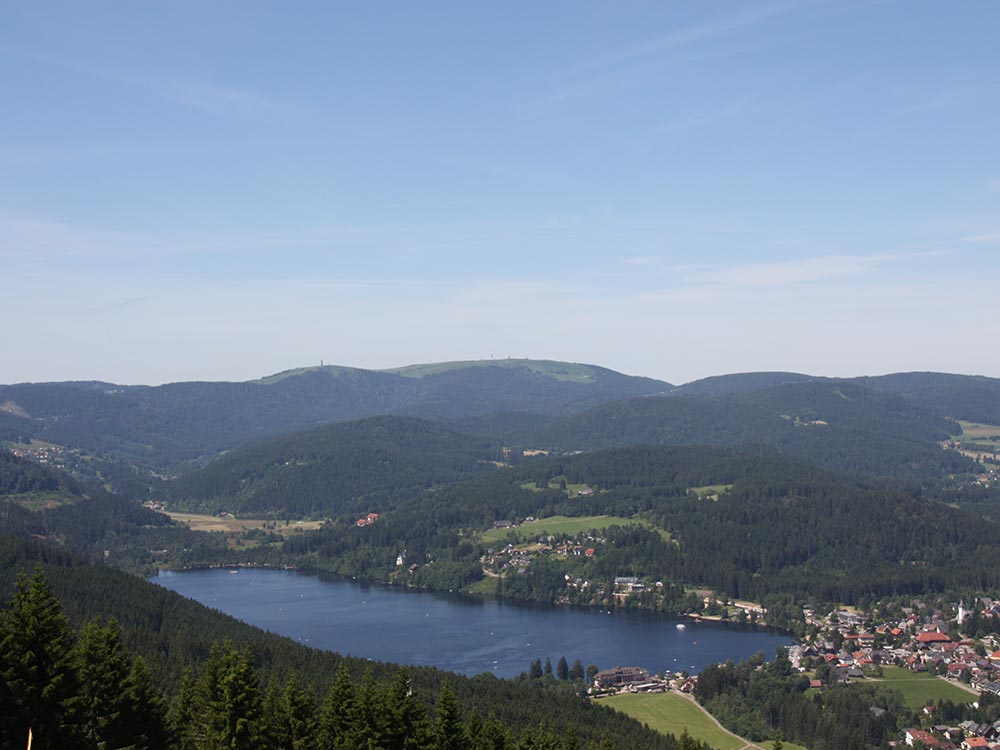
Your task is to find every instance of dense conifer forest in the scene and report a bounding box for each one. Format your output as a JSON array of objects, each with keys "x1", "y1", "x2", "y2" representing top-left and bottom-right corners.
[
  {"x1": 0, "y1": 538, "x2": 684, "y2": 750},
  {"x1": 162, "y1": 416, "x2": 503, "y2": 517},
  {"x1": 509, "y1": 382, "x2": 973, "y2": 479}
]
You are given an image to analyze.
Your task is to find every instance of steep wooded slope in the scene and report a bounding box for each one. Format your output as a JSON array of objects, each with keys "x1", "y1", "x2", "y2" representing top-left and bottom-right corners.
[
  {"x1": 163, "y1": 416, "x2": 503, "y2": 517},
  {"x1": 0, "y1": 535, "x2": 677, "y2": 750},
  {"x1": 513, "y1": 382, "x2": 972, "y2": 478}
]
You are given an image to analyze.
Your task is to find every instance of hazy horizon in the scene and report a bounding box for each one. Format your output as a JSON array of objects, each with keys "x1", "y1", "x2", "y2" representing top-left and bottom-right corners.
[{"x1": 3, "y1": 2, "x2": 998, "y2": 385}]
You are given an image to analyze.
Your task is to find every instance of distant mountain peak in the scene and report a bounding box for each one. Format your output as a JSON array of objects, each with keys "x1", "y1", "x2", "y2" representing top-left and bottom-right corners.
[{"x1": 382, "y1": 358, "x2": 625, "y2": 384}]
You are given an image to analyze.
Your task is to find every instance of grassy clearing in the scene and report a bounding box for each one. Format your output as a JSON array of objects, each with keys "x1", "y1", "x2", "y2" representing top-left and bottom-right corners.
[
  {"x1": 958, "y1": 421, "x2": 1000, "y2": 439},
  {"x1": 871, "y1": 666, "x2": 975, "y2": 709},
  {"x1": 689, "y1": 484, "x2": 733, "y2": 501},
  {"x1": 384, "y1": 359, "x2": 597, "y2": 383},
  {"x1": 482, "y1": 515, "x2": 627, "y2": 543},
  {"x1": 464, "y1": 577, "x2": 499, "y2": 596},
  {"x1": 5, "y1": 491, "x2": 80, "y2": 511},
  {"x1": 519, "y1": 477, "x2": 594, "y2": 497},
  {"x1": 601, "y1": 692, "x2": 747, "y2": 750},
  {"x1": 166, "y1": 512, "x2": 324, "y2": 537},
  {"x1": 8, "y1": 437, "x2": 63, "y2": 450},
  {"x1": 953, "y1": 421, "x2": 1000, "y2": 453}
]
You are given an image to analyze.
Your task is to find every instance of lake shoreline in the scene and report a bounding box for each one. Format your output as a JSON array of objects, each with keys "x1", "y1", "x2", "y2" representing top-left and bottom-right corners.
[
  {"x1": 161, "y1": 561, "x2": 797, "y2": 638},
  {"x1": 152, "y1": 567, "x2": 794, "y2": 679}
]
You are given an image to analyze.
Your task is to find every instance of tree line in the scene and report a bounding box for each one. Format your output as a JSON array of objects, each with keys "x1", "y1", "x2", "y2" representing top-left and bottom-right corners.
[{"x1": 0, "y1": 539, "x2": 680, "y2": 750}]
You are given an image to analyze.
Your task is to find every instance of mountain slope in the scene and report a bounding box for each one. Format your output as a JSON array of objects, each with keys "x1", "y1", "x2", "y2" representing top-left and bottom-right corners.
[
  {"x1": 0, "y1": 360, "x2": 670, "y2": 469},
  {"x1": 162, "y1": 416, "x2": 503, "y2": 517},
  {"x1": 0, "y1": 448, "x2": 235, "y2": 577},
  {"x1": 514, "y1": 382, "x2": 972, "y2": 478},
  {"x1": 670, "y1": 371, "x2": 824, "y2": 396},
  {"x1": 672, "y1": 371, "x2": 1000, "y2": 426},
  {"x1": 849, "y1": 371, "x2": 1000, "y2": 424}
]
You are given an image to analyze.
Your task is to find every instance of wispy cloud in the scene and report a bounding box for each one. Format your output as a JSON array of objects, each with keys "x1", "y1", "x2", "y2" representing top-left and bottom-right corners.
[
  {"x1": 517, "y1": 3, "x2": 804, "y2": 115},
  {"x1": 0, "y1": 44, "x2": 287, "y2": 115},
  {"x1": 571, "y1": 2, "x2": 803, "y2": 77}
]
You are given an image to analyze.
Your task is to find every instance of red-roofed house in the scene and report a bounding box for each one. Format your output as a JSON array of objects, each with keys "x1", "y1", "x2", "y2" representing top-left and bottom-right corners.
[
  {"x1": 962, "y1": 737, "x2": 989, "y2": 750},
  {"x1": 917, "y1": 632, "x2": 951, "y2": 644}
]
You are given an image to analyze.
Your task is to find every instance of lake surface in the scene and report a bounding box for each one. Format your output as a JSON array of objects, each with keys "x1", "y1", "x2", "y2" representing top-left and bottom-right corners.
[{"x1": 154, "y1": 569, "x2": 791, "y2": 678}]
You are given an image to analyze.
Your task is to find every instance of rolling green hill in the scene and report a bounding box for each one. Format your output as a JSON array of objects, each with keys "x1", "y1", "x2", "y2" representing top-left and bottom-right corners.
[
  {"x1": 0, "y1": 448, "x2": 83, "y2": 501},
  {"x1": 514, "y1": 382, "x2": 973, "y2": 478},
  {"x1": 383, "y1": 358, "x2": 622, "y2": 383},
  {"x1": 670, "y1": 371, "x2": 824, "y2": 395},
  {"x1": 850, "y1": 371, "x2": 1000, "y2": 424},
  {"x1": 162, "y1": 416, "x2": 504, "y2": 517},
  {"x1": 673, "y1": 371, "x2": 1000, "y2": 426}
]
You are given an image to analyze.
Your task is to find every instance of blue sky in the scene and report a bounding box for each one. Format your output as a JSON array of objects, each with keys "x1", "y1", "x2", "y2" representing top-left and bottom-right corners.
[{"x1": 2, "y1": 1, "x2": 998, "y2": 384}]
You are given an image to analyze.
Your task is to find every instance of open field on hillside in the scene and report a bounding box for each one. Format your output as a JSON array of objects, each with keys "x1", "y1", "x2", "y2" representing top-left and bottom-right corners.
[
  {"x1": 601, "y1": 692, "x2": 755, "y2": 750},
  {"x1": 601, "y1": 692, "x2": 745, "y2": 750},
  {"x1": 7, "y1": 492, "x2": 80, "y2": 511},
  {"x1": 166, "y1": 511, "x2": 324, "y2": 536},
  {"x1": 482, "y1": 514, "x2": 627, "y2": 543},
  {"x1": 519, "y1": 478, "x2": 594, "y2": 497},
  {"x1": 385, "y1": 359, "x2": 598, "y2": 382},
  {"x1": 689, "y1": 484, "x2": 733, "y2": 500},
  {"x1": 870, "y1": 666, "x2": 976, "y2": 708},
  {"x1": 956, "y1": 421, "x2": 1000, "y2": 451}
]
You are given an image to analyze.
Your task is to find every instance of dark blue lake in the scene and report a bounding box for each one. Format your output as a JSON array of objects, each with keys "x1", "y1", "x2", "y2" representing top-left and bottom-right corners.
[{"x1": 153, "y1": 569, "x2": 790, "y2": 678}]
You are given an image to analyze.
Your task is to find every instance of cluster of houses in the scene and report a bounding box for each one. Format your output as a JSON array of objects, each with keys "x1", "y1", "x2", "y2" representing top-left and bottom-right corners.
[
  {"x1": 9, "y1": 443, "x2": 70, "y2": 467},
  {"x1": 481, "y1": 523, "x2": 600, "y2": 576},
  {"x1": 791, "y1": 603, "x2": 1000, "y2": 698},
  {"x1": 904, "y1": 725, "x2": 1000, "y2": 750},
  {"x1": 355, "y1": 512, "x2": 379, "y2": 527},
  {"x1": 978, "y1": 466, "x2": 1000, "y2": 487}
]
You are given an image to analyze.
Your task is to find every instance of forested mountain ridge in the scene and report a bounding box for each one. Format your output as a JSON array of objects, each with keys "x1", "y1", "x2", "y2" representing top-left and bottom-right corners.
[
  {"x1": 673, "y1": 371, "x2": 1000, "y2": 425},
  {"x1": 162, "y1": 416, "x2": 504, "y2": 517},
  {"x1": 849, "y1": 371, "x2": 1000, "y2": 424},
  {"x1": 512, "y1": 381, "x2": 974, "y2": 478},
  {"x1": 669, "y1": 371, "x2": 825, "y2": 395},
  {"x1": 0, "y1": 359, "x2": 670, "y2": 469}
]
